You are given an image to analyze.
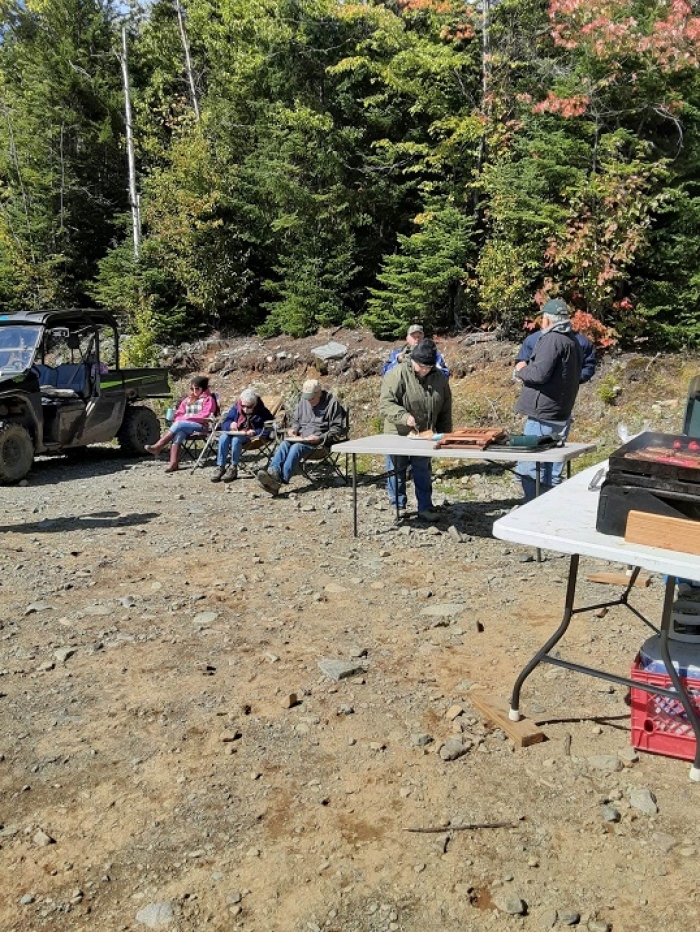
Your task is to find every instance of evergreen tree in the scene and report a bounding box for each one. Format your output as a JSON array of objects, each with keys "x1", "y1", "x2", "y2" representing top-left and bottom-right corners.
[
  {"x1": 363, "y1": 201, "x2": 474, "y2": 337},
  {"x1": 0, "y1": 0, "x2": 125, "y2": 309}
]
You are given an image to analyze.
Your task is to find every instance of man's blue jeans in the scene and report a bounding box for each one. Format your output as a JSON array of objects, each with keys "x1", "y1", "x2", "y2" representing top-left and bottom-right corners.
[
  {"x1": 217, "y1": 433, "x2": 248, "y2": 467},
  {"x1": 269, "y1": 439, "x2": 316, "y2": 484},
  {"x1": 385, "y1": 454, "x2": 433, "y2": 511},
  {"x1": 516, "y1": 417, "x2": 567, "y2": 503}
]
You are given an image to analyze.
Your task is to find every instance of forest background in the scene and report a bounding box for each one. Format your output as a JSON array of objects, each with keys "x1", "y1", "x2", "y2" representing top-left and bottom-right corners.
[{"x1": 2, "y1": 0, "x2": 700, "y2": 364}]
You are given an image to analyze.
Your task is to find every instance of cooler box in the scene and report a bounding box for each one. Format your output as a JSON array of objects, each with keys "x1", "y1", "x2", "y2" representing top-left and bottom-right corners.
[{"x1": 631, "y1": 638, "x2": 700, "y2": 761}]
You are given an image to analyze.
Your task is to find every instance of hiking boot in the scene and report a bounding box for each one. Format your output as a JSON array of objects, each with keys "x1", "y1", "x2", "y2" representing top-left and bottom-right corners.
[
  {"x1": 211, "y1": 466, "x2": 226, "y2": 483},
  {"x1": 417, "y1": 508, "x2": 440, "y2": 522},
  {"x1": 223, "y1": 466, "x2": 238, "y2": 483},
  {"x1": 257, "y1": 468, "x2": 281, "y2": 494}
]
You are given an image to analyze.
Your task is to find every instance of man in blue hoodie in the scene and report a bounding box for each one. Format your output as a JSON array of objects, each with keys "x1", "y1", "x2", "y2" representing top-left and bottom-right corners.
[
  {"x1": 513, "y1": 298, "x2": 584, "y2": 502},
  {"x1": 382, "y1": 324, "x2": 450, "y2": 378}
]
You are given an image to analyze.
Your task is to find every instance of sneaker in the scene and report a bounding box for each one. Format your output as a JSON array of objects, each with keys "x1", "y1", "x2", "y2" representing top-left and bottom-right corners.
[
  {"x1": 268, "y1": 466, "x2": 282, "y2": 484},
  {"x1": 223, "y1": 466, "x2": 238, "y2": 483},
  {"x1": 211, "y1": 466, "x2": 226, "y2": 483},
  {"x1": 257, "y1": 468, "x2": 281, "y2": 494},
  {"x1": 417, "y1": 508, "x2": 440, "y2": 522}
]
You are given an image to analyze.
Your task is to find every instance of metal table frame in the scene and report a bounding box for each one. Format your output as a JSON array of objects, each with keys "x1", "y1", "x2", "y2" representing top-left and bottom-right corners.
[
  {"x1": 331, "y1": 435, "x2": 596, "y2": 538},
  {"x1": 493, "y1": 460, "x2": 700, "y2": 781}
]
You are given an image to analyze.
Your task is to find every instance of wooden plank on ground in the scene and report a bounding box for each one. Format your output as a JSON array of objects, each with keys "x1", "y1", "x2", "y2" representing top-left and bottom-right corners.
[
  {"x1": 468, "y1": 691, "x2": 546, "y2": 747},
  {"x1": 586, "y1": 571, "x2": 652, "y2": 588},
  {"x1": 625, "y1": 510, "x2": 700, "y2": 557}
]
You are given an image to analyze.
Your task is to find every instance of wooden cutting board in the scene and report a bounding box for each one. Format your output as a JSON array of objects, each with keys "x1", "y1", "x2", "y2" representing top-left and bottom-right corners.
[{"x1": 625, "y1": 510, "x2": 700, "y2": 555}]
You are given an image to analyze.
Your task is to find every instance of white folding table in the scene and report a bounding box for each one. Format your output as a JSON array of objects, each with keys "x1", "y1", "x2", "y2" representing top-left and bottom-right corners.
[
  {"x1": 331, "y1": 434, "x2": 596, "y2": 537},
  {"x1": 492, "y1": 460, "x2": 700, "y2": 780}
]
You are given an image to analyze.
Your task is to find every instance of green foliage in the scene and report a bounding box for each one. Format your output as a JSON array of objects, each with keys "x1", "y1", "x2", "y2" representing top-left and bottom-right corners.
[
  {"x1": 120, "y1": 301, "x2": 161, "y2": 368},
  {"x1": 2, "y1": 0, "x2": 700, "y2": 348},
  {"x1": 0, "y1": 0, "x2": 126, "y2": 307},
  {"x1": 597, "y1": 374, "x2": 621, "y2": 406},
  {"x1": 363, "y1": 202, "x2": 475, "y2": 338}
]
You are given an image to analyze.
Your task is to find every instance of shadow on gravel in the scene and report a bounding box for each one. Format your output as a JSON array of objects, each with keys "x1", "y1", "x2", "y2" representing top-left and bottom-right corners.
[
  {"x1": 25, "y1": 448, "x2": 143, "y2": 485},
  {"x1": 534, "y1": 713, "x2": 630, "y2": 731},
  {"x1": 0, "y1": 510, "x2": 160, "y2": 534},
  {"x1": 382, "y1": 498, "x2": 524, "y2": 539}
]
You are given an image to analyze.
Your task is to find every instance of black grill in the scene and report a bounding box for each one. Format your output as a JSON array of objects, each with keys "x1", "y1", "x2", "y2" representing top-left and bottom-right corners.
[{"x1": 597, "y1": 432, "x2": 700, "y2": 535}]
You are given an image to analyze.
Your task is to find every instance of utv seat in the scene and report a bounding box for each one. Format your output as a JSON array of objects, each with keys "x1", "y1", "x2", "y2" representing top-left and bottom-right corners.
[
  {"x1": 55, "y1": 364, "x2": 88, "y2": 395},
  {"x1": 36, "y1": 364, "x2": 58, "y2": 388},
  {"x1": 39, "y1": 364, "x2": 89, "y2": 399}
]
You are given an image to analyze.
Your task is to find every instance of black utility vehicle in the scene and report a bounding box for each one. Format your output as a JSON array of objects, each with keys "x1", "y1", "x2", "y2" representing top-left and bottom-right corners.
[{"x1": 0, "y1": 308, "x2": 170, "y2": 482}]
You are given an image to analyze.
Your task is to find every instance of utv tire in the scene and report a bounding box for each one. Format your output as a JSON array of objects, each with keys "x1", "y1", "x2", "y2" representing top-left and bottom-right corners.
[
  {"x1": 118, "y1": 406, "x2": 160, "y2": 456},
  {"x1": 0, "y1": 422, "x2": 34, "y2": 483}
]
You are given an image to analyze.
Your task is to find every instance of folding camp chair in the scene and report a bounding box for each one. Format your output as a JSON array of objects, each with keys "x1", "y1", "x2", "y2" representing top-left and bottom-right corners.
[
  {"x1": 188, "y1": 418, "x2": 221, "y2": 471},
  {"x1": 298, "y1": 404, "x2": 350, "y2": 485},
  {"x1": 191, "y1": 393, "x2": 286, "y2": 478},
  {"x1": 163, "y1": 393, "x2": 221, "y2": 468},
  {"x1": 238, "y1": 395, "x2": 286, "y2": 476}
]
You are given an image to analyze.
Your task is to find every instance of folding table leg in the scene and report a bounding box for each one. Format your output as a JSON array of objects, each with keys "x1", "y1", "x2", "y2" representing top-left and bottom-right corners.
[
  {"x1": 509, "y1": 554, "x2": 579, "y2": 721},
  {"x1": 535, "y1": 461, "x2": 542, "y2": 562},
  {"x1": 392, "y1": 455, "x2": 401, "y2": 525},
  {"x1": 352, "y1": 454, "x2": 358, "y2": 538}
]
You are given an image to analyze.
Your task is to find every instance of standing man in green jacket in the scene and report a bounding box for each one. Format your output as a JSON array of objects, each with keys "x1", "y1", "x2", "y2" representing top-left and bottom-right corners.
[{"x1": 379, "y1": 338, "x2": 452, "y2": 521}]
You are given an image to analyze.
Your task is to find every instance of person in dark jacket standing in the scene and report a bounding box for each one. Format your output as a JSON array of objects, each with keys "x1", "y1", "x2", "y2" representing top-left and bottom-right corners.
[
  {"x1": 513, "y1": 298, "x2": 583, "y2": 502},
  {"x1": 515, "y1": 302, "x2": 596, "y2": 489},
  {"x1": 517, "y1": 325, "x2": 596, "y2": 384},
  {"x1": 379, "y1": 338, "x2": 452, "y2": 521}
]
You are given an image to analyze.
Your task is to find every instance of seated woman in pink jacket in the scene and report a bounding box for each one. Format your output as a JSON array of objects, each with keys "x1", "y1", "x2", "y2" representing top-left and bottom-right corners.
[{"x1": 146, "y1": 375, "x2": 217, "y2": 473}]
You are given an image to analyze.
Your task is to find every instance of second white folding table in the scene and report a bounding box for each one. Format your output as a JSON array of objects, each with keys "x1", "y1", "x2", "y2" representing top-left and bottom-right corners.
[{"x1": 331, "y1": 434, "x2": 596, "y2": 537}]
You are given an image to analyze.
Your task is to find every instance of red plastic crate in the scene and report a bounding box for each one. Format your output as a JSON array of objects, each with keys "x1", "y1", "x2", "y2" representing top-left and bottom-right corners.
[{"x1": 630, "y1": 656, "x2": 700, "y2": 762}]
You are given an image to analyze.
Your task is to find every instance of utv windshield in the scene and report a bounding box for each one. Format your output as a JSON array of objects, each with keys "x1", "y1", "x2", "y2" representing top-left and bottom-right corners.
[{"x1": 0, "y1": 325, "x2": 42, "y2": 373}]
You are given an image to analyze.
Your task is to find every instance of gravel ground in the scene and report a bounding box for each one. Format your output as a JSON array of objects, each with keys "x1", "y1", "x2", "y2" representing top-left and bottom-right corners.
[{"x1": 1, "y1": 448, "x2": 699, "y2": 932}]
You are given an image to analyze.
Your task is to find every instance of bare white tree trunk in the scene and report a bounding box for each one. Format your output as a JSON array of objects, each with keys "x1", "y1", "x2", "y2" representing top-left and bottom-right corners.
[
  {"x1": 175, "y1": 0, "x2": 200, "y2": 122},
  {"x1": 59, "y1": 122, "x2": 65, "y2": 233},
  {"x1": 120, "y1": 25, "x2": 141, "y2": 260},
  {"x1": 482, "y1": 0, "x2": 491, "y2": 116}
]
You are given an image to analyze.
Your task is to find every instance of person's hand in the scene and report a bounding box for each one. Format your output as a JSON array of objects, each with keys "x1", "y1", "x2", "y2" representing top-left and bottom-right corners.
[
  {"x1": 287, "y1": 430, "x2": 299, "y2": 439},
  {"x1": 246, "y1": 429, "x2": 255, "y2": 437},
  {"x1": 406, "y1": 415, "x2": 417, "y2": 429},
  {"x1": 515, "y1": 361, "x2": 527, "y2": 371}
]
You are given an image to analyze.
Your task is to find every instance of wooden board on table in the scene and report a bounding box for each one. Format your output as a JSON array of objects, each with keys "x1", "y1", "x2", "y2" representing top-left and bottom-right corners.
[
  {"x1": 586, "y1": 571, "x2": 652, "y2": 588},
  {"x1": 468, "y1": 690, "x2": 546, "y2": 747},
  {"x1": 625, "y1": 510, "x2": 700, "y2": 557}
]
